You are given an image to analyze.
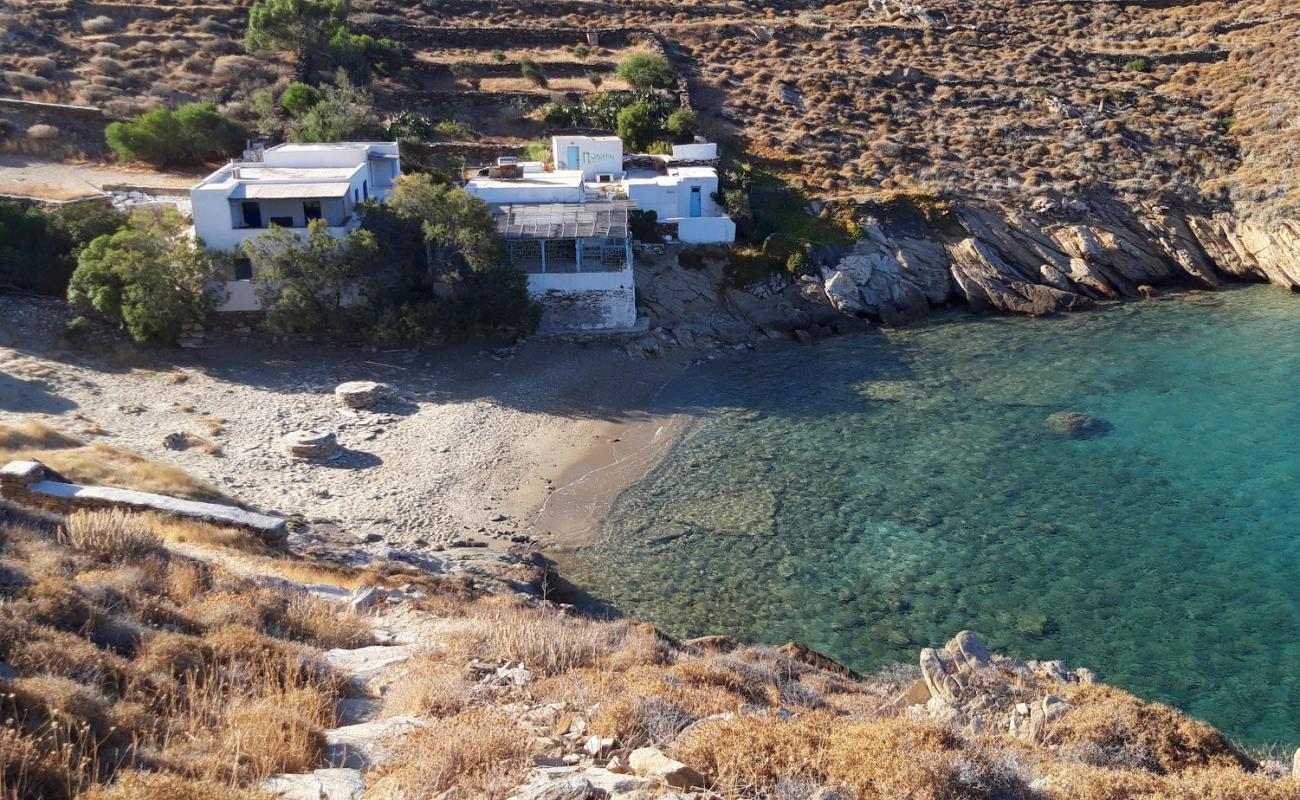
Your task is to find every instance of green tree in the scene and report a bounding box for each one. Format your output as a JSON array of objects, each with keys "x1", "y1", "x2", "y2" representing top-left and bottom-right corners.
[
  {"x1": 67, "y1": 209, "x2": 217, "y2": 343},
  {"x1": 245, "y1": 0, "x2": 346, "y2": 74},
  {"x1": 105, "y1": 103, "x2": 246, "y2": 165},
  {"x1": 280, "y1": 82, "x2": 322, "y2": 117},
  {"x1": 291, "y1": 71, "x2": 385, "y2": 142},
  {"x1": 243, "y1": 221, "x2": 379, "y2": 333},
  {"x1": 616, "y1": 53, "x2": 672, "y2": 89},
  {"x1": 0, "y1": 202, "x2": 73, "y2": 295},
  {"x1": 665, "y1": 107, "x2": 697, "y2": 138},
  {"x1": 358, "y1": 177, "x2": 537, "y2": 343},
  {"x1": 245, "y1": 0, "x2": 403, "y2": 82},
  {"x1": 616, "y1": 102, "x2": 656, "y2": 151},
  {"x1": 0, "y1": 201, "x2": 126, "y2": 296},
  {"x1": 386, "y1": 173, "x2": 502, "y2": 280}
]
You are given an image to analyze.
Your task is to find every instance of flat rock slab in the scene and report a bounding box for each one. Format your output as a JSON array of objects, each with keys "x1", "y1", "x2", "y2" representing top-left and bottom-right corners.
[
  {"x1": 325, "y1": 644, "x2": 414, "y2": 696},
  {"x1": 26, "y1": 479, "x2": 286, "y2": 538},
  {"x1": 263, "y1": 768, "x2": 364, "y2": 800},
  {"x1": 335, "y1": 697, "x2": 383, "y2": 726},
  {"x1": 324, "y1": 715, "x2": 429, "y2": 769}
]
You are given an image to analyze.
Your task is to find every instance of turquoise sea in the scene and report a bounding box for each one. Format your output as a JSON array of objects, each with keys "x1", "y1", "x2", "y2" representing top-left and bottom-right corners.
[{"x1": 559, "y1": 286, "x2": 1300, "y2": 748}]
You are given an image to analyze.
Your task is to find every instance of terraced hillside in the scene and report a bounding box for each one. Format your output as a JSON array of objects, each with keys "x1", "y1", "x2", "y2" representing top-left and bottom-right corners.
[{"x1": 4, "y1": 0, "x2": 1296, "y2": 211}]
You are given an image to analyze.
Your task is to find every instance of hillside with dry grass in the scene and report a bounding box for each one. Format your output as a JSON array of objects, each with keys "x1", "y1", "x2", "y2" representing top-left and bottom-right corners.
[{"x1": 3, "y1": 442, "x2": 1300, "y2": 799}]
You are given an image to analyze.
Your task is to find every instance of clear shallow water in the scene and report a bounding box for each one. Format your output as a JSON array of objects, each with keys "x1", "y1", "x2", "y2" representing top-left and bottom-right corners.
[{"x1": 560, "y1": 286, "x2": 1300, "y2": 747}]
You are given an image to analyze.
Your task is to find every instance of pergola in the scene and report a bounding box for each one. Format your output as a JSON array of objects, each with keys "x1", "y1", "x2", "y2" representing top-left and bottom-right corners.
[{"x1": 495, "y1": 201, "x2": 634, "y2": 274}]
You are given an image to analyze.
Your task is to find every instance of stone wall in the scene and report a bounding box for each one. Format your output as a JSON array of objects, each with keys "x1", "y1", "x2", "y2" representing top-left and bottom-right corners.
[{"x1": 0, "y1": 460, "x2": 287, "y2": 541}]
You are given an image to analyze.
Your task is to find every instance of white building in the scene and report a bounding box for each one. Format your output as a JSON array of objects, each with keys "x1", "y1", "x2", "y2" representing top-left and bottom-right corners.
[
  {"x1": 494, "y1": 202, "x2": 638, "y2": 332},
  {"x1": 190, "y1": 142, "x2": 400, "y2": 311},
  {"x1": 551, "y1": 134, "x2": 624, "y2": 180},
  {"x1": 462, "y1": 135, "x2": 735, "y2": 331}
]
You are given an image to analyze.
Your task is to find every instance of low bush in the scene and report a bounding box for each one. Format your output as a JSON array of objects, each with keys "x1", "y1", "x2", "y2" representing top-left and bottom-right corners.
[
  {"x1": 60, "y1": 510, "x2": 161, "y2": 560},
  {"x1": 105, "y1": 103, "x2": 246, "y2": 165},
  {"x1": 81, "y1": 15, "x2": 117, "y2": 34},
  {"x1": 520, "y1": 58, "x2": 548, "y2": 87},
  {"x1": 617, "y1": 52, "x2": 673, "y2": 89}
]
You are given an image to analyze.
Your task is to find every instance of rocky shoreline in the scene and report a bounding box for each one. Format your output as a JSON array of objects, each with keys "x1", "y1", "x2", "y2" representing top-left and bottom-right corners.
[{"x1": 631, "y1": 197, "x2": 1300, "y2": 354}]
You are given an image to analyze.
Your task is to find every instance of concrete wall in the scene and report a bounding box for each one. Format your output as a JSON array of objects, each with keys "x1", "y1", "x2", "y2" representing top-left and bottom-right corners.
[
  {"x1": 552, "y1": 135, "x2": 624, "y2": 179},
  {"x1": 672, "y1": 216, "x2": 736, "y2": 244},
  {"x1": 672, "y1": 142, "x2": 718, "y2": 160},
  {"x1": 529, "y1": 267, "x2": 637, "y2": 331},
  {"x1": 466, "y1": 181, "x2": 584, "y2": 205}
]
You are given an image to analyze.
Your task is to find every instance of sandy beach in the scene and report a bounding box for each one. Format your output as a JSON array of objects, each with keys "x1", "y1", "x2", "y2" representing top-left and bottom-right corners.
[{"x1": 0, "y1": 296, "x2": 689, "y2": 556}]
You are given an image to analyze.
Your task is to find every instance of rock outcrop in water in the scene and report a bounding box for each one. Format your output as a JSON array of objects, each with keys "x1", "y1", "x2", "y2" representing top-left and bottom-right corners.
[{"x1": 820, "y1": 196, "x2": 1300, "y2": 323}]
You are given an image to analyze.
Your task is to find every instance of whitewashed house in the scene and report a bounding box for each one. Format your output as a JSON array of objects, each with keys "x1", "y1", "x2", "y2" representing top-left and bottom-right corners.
[
  {"x1": 463, "y1": 135, "x2": 733, "y2": 331},
  {"x1": 190, "y1": 142, "x2": 400, "y2": 311}
]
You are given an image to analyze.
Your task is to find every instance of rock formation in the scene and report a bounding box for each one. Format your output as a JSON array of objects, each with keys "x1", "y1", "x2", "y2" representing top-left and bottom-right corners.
[{"x1": 819, "y1": 197, "x2": 1300, "y2": 323}]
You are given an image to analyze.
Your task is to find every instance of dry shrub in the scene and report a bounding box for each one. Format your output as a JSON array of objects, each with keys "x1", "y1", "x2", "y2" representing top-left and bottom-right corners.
[
  {"x1": 1039, "y1": 762, "x2": 1300, "y2": 800},
  {"x1": 276, "y1": 592, "x2": 372, "y2": 650},
  {"x1": 152, "y1": 518, "x2": 265, "y2": 554},
  {"x1": 134, "y1": 630, "x2": 210, "y2": 679},
  {"x1": 441, "y1": 603, "x2": 625, "y2": 677},
  {"x1": 81, "y1": 15, "x2": 117, "y2": 34},
  {"x1": 83, "y1": 771, "x2": 275, "y2": 800},
  {"x1": 218, "y1": 687, "x2": 329, "y2": 778},
  {"x1": 60, "y1": 510, "x2": 161, "y2": 559},
  {"x1": 381, "y1": 652, "x2": 473, "y2": 718},
  {"x1": 1050, "y1": 683, "x2": 1250, "y2": 774},
  {"x1": 367, "y1": 709, "x2": 533, "y2": 800},
  {"x1": 4, "y1": 624, "x2": 132, "y2": 693},
  {"x1": 673, "y1": 712, "x2": 989, "y2": 799}
]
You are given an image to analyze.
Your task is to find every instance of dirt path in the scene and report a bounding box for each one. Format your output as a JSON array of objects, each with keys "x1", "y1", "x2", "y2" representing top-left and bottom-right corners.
[{"x1": 0, "y1": 154, "x2": 203, "y2": 200}]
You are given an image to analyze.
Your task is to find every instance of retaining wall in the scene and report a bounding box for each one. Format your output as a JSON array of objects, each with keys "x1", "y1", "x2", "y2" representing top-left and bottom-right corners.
[{"x1": 0, "y1": 460, "x2": 287, "y2": 540}]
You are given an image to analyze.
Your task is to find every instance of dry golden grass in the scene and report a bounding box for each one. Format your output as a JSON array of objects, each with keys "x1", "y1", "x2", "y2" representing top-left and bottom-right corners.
[
  {"x1": 0, "y1": 422, "x2": 227, "y2": 502},
  {"x1": 439, "y1": 601, "x2": 638, "y2": 678},
  {"x1": 672, "y1": 711, "x2": 976, "y2": 799},
  {"x1": 0, "y1": 516, "x2": 343, "y2": 798},
  {"x1": 60, "y1": 510, "x2": 161, "y2": 559},
  {"x1": 365, "y1": 709, "x2": 534, "y2": 800},
  {"x1": 381, "y1": 650, "x2": 474, "y2": 718},
  {"x1": 83, "y1": 771, "x2": 276, "y2": 800},
  {"x1": 1049, "y1": 683, "x2": 1250, "y2": 775},
  {"x1": 1039, "y1": 763, "x2": 1300, "y2": 800}
]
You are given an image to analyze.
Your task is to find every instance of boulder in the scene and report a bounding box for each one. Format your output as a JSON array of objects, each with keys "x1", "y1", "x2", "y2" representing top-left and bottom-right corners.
[
  {"x1": 335, "y1": 381, "x2": 386, "y2": 409},
  {"x1": 282, "y1": 429, "x2": 339, "y2": 459},
  {"x1": 348, "y1": 585, "x2": 382, "y2": 614},
  {"x1": 1045, "y1": 411, "x2": 1112, "y2": 439},
  {"x1": 1293, "y1": 748, "x2": 1300, "y2": 780},
  {"x1": 523, "y1": 776, "x2": 596, "y2": 800},
  {"x1": 628, "y1": 747, "x2": 706, "y2": 790},
  {"x1": 263, "y1": 768, "x2": 364, "y2": 800}
]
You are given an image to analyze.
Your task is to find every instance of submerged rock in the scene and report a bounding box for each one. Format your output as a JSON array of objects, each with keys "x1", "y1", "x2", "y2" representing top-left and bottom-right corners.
[{"x1": 1045, "y1": 411, "x2": 1112, "y2": 439}]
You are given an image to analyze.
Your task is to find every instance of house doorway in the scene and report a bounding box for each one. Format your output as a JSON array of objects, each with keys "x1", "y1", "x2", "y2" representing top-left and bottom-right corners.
[
  {"x1": 241, "y1": 202, "x2": 262, "y2": 228},
  {"x1": 689, "y1": 186, "x2": 702, "y2": 217},
  {"x1": 567, "y1": 145, "x2": 580, "y2": 170}
]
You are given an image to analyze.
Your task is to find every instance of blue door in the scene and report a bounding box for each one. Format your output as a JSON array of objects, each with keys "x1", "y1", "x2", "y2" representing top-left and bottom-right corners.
[
  {"x1": 567, "y1": 145, "x2": 580, "y2": 170},
  {"x1": 689, "y1": 186, "x2": 702, "y2": 217}
]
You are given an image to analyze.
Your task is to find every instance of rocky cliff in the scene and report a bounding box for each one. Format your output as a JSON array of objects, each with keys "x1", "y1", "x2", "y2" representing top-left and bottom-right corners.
[{"x1": 817, "y1": 197, "x2": 1300, "y2": 322}]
